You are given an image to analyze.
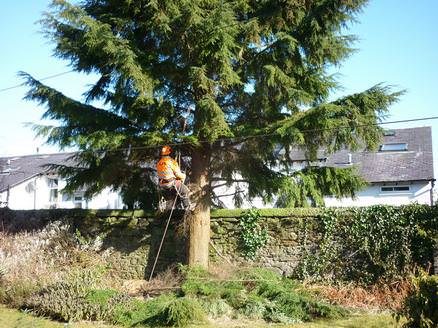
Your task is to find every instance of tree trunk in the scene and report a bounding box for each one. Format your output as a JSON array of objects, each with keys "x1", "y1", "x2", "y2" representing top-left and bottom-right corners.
[{"x1": 188, "y1": 147, "x2": 210, "y2": 268}]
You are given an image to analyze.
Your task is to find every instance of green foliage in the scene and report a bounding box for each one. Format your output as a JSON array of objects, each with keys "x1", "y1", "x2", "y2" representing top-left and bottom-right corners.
[
  {"x1": 238, "y1": 209, "x2": 269, "y2": 260},
  {"x1": 179, "y1": 266, "x2": 345, "y2": 324},
  {"x1": 23, "y1": 0, "x2": 401, "y2": 209},
  {"x1": 211, "y1": 207, "x2": 321, "y2": 218},
  {"x1": 151, "y1": 297, "x2": 206, "y2": 327},
  {"x1": 276, "y1": 166, "x2": 367, "y2": 207},
  {"x1": 397, "y1": 272, "x2": 438, "y2": 328},
  {"x1": 111, "y1": 294, "x2": 176, "y2": 327},
  {"x1": 198, "y1": 298, "x2": 232, "y2": 319},
  {"x1": 24, "y1": 268, "x2": 128, "y2": 322},
  {"x1": 297, "y1": 204, "x2": 438, "y2": 284},
  {"x1": 254, "y1": 279, "x2": 346, "y2": 322}
]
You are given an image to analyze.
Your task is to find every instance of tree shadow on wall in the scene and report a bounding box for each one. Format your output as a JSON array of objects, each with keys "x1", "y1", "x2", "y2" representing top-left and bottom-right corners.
[
  {"x1": 72, "y1": 210, "x2": 188, "y2": 279},
  {"x1": 144, "y1": 211, "x2": 188, "y2": 279}
]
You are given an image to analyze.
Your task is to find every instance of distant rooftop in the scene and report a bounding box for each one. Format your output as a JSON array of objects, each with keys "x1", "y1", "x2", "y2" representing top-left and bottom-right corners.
[
  {"x1": 288, "y1": 126, "x2": 434, "y2": 183},
  {"x1": 0, "y1": 127, "x2": 434, "y2": 193},
  {"x1": 0, "y1": 153, "x2": 75, "y2": 192}
]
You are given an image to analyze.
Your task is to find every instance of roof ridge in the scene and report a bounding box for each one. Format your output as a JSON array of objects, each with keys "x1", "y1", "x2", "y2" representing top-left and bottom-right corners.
[{"x1": 0, "y1": 152, "x2": 77, "y2": 160}]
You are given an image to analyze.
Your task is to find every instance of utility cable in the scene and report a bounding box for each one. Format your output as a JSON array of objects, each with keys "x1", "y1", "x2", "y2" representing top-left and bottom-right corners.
[
  {"x1": 65, "y1": 115, "x2": 438, "y2": 156},
  {"x1": 0, "y1": 70, "x2": 75, "y2": 93},
  {"x1": 1, "y1": 115, "x2": 436, "y2": 159}
]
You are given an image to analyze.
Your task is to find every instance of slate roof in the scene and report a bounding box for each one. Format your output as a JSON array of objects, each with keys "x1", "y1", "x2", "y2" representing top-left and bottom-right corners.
[
  {"x1": 0, "y1": 127, "x2": 434, "y2": 192},
  {"x1": 289, "y1": 127, "x2": 434, "y2": 183},
  {"x1": 0, "y1": 153, "x2": 76, "y2": 192}
]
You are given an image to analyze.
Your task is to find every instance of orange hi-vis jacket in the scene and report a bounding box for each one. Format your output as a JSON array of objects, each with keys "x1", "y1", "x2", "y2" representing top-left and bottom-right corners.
[{"x1": 156, "y1": 156, "x2": 186, "y2": 186}]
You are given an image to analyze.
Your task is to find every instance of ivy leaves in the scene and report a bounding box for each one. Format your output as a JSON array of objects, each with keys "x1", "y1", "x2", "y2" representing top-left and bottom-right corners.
[
  {"x1": 298, "y1": 205, "x2": 438, "y2": 284},
  {"x1": 239, "y1": 209, "x2": 269, "y2": 261}
]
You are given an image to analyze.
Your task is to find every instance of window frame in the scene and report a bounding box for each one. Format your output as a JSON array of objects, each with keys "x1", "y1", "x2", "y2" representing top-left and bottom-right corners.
[
  {"x1": 379, "y1": 143, "x2": 408, "y2": 152},
  {"x1": 379, "y1": 185, "x2": 411, "y2": 194}
]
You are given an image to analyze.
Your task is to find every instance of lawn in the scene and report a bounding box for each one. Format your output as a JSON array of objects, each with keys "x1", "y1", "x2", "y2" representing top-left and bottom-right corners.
[
  {"x1": 0, "y1": 305, "x2": 402, "y2": 328},
  {"x1": 0, "y1": 305, "x2": 115, "y2": 328}
]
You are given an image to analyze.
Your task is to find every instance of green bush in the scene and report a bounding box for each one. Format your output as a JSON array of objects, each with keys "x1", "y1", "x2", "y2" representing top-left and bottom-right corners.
[
  {"x1": 397, "y1": 273, "x2": 438, "y2": 328},
  {"x1": 151, "y1": 297, "x2": 206, "y2": 327},
  {"x1": 297, "y1": 204, "x2": 438, "y2": 284},
  {"x1": 199, "y1": 298, "x2": 232, "y2": 318},
  {"x1": 111, "y1": 294, "x2": 176, "y2": 326},
  {"x1": 180, "y1": 266, "x2": 345, "y2": 324}
]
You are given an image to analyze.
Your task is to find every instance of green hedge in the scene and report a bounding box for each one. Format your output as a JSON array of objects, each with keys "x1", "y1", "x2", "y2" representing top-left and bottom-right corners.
[
  {"x1": 296, "y1": 205, "x2": 438, "y2": 284},
  {"x1": 397, "y1": 273, "x2": 438, "y2": 327}
]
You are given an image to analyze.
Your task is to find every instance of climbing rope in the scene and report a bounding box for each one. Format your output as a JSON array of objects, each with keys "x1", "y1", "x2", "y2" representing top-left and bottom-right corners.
[{"x1": 149, "y1": 192, "x2": 179, "y2": 281}]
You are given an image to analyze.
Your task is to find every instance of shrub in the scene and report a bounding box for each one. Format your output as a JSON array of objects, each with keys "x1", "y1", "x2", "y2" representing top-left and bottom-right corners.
[
  {"x1": 234, "y1": 293, "x2": 263, "y2": 319},
  {"x1": 151, "y1": 297, "x2": 206, "y2": 327},
  {"x1": 253, "y1": 271, "x2": 346, "y2": 322},
  {"x1": 199, "y1": 298, "x2": 232, "y2": 318},
  {"x1": 111, "y1": 294, "x2": 176, "y2": 326},
  {"x1": 180, "y1": 265, "x2": 345, "y2": 323},
  {"x1": 0, "y1": 280, "x2": 39, "y2": 308},
  {"x1": 397, "y1": 273, "x2": 438, "y2": 328},
  {"x1": 24, "y1": 267, "x2": 127, "y2": 322}
]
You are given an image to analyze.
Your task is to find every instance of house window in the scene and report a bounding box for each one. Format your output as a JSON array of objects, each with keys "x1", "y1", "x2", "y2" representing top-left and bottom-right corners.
[
  {"x1": 379, "y1": 143, "x2": 408, "y2": 152},
  {"x1": 74, "y1": 193, "x2": 84, "y2": 208},
  {"x1": 48, "y1": 178, "x2": 59, "y2": 206},
  {"x1": 383, "y1": 130, "x2": 396, "y2": 136},
  {"x1": 380, "y1": 186, "x2": 410, "y2": 193}
]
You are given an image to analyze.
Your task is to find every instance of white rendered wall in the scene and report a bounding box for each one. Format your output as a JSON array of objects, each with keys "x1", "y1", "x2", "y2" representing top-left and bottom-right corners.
[
  {"x1": 215, "y1": 181, "x2": 433, "y2": 209},
  {"x1": 4, "y1": 175, "x2": 50, "y2": 210},
  {"x1": 5, "y1": 175, "x2": 124, "y2": 210},
  {"x1": 213, "y1": 181, "x2": 267, "y2": 209},
  {"x1": 324, "y1": 182, "x2": 433, "y2": 207},
  {"x1": 85, "y1": 187, "x2": 123, "y2": 209},
  {"x1": 0, "y1": 190, "x2": 7, "y2": 206}
]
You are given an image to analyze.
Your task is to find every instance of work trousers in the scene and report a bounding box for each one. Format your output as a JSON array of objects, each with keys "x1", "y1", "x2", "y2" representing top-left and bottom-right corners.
[{"x1": 160, "y1": 180, "x2": 190, "y2": 208}]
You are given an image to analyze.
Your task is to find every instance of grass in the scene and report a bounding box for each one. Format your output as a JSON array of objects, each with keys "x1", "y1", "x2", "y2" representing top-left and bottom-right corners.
[
  {"x1": 285, "y1": 313, "x2": 403, "y2": 327},
  {"x1": 1, "y1": 305, "x2": 403, "y2": 328},
  {"x1": 0, "y1": 305, "x2": 116, "y2": 327}
]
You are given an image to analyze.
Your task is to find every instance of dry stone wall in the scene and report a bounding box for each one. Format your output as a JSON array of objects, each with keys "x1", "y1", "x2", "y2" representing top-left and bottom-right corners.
[
  {"x1": 210, "y1": 209, "x2": 321, "y2": 275},
  {"x1": 0, "y1": 208, "x2": 187, "y2": 279},
  {"x1": 1, "y1": 207, "x2": 437, "y2": 279}
]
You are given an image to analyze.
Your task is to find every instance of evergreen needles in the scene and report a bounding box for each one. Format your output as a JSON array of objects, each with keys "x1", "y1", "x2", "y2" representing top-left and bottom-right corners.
[{"x1": 21, "y1": 0, "x2": 402, "y2": 209}]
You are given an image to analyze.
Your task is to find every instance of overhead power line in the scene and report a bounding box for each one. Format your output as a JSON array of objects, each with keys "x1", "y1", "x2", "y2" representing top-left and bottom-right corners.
[
  {"x1": 63, "y1": 115, "x2": 438, "y2": 156},
  {"x1": 0, "y1": 70, "x2": 75, "y2": 93}
]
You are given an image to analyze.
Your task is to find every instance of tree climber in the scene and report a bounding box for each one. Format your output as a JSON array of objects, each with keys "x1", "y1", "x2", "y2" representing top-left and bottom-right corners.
[{"x1": 156, "y1": 145, "x2": 191, "y2": 210}]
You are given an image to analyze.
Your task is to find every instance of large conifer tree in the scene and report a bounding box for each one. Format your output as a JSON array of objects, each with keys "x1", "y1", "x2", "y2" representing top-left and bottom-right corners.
[{"x1": 23, "y1": 0, "x2": 401, "y2": 267}]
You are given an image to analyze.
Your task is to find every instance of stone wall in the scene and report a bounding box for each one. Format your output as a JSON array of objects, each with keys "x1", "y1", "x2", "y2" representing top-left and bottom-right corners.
[
  {"x1": 0, "y1": 208, "x2": 188, "y2": 279},
  {"x1": 210, "y1": 208, "x2": 321, "y2": 275},
  {"x1": 0, "y1": 208, "x2": 322, "y2": 278},
  {"x1": 1, "y1": 207, "x2": 437, "y2": 279}
]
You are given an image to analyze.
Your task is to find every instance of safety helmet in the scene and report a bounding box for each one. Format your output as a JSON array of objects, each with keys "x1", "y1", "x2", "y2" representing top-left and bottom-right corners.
[{"x1": 160, "y1": 145, "x2": 172, "y2": 156}]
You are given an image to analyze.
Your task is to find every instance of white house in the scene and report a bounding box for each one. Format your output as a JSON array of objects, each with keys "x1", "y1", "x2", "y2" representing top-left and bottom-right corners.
[
  {"x1": 215, "y1": 127, "x2": 435, "y2": 208},
  {"x1": 0, "y1": 153, "x2": 123, "y2": 210},
  {"x1": 323, "y1": 127, "x2": 435, "y2": 207},
  {"x1": 1, "y1": 127, "x2": 434, "y2": 210}
]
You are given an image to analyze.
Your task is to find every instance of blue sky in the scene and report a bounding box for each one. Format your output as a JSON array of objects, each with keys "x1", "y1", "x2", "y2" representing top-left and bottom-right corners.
[{"x1": 1, "y1": 0, "x2": 437, "y2": 175}]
